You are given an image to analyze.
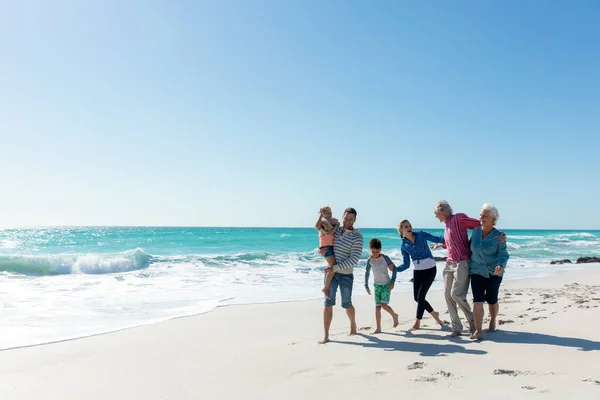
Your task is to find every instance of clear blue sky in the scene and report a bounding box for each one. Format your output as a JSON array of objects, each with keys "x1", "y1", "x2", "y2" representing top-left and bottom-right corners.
[{"x1": 1, "y1": 1, "x2": 599, "y2": 229}]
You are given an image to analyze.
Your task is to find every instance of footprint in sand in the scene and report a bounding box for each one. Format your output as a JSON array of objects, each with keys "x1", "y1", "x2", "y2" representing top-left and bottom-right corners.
[
  {"x1": 375, "y1": 371, "x2": 387, "y2": 376},
  {"x1": 498, "y1": 319, "x2": 514, "y2": 325},
  {"x1": 414, "y1": 376, "x2": 437, "y2": 383},
  {"x1": 407, "y1": 362, "x2": 426, "y2": 370},
  {"x1": 436, "y1": 371, "x2": 452, "y2": 378},
  {"x1": 521, "y1": 386, "x2": 536, "y2": 390},
  {"x1": 531, "y1": 316, "x2": 547, "y2": 322},
  {"x1": 582, "y1": 379, "x2": 600, "y2": 385},
  {"x1": 334, "y1": 362, "x2": 354, "y2": 368},
  {"x1": 494, "y1": 369, "x2": 521, "y2": 376}
]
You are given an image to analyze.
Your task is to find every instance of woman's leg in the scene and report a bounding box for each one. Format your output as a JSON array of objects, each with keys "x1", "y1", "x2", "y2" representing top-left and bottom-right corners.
[
  {"x1": 410, "y1": 270, "x2": 424, "y2": 330},
  {"x1": 486, "y1": 275, "x2": 503, "y2": 332},
  {"x1": 419, "y1": 267, "x2": 436, "y2": 317},
  {"x1": 469, "y1": 274, "x2": 486, "y2": 340},
  {"x1": 471, "y1": 302, "x2": 484, "y2": 339}
]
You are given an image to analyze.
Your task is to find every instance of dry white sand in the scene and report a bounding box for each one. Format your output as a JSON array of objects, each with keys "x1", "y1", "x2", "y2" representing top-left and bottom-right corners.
[{"x1": 1, "y1": 266, "x2": 599, "y2": 399}]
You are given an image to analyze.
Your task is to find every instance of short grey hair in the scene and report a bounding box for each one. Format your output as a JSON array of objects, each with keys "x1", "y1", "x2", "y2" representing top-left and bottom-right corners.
[
  {"x1": 481, "y1": 203, "x2": 499, "y2": 225},
  {"x1": 434, "y1": 200, "x2": 453, "y2": 215}
]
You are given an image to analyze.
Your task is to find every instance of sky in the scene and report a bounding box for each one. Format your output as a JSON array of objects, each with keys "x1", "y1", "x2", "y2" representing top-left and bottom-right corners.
[{"x1": 1, "y1": 0, "x2": 599, "y2": 229}]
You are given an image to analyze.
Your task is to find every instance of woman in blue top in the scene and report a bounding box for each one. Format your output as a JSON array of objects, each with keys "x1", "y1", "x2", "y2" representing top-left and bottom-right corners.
[
  {"x1": 469, "y1": 203, "x2": 510, "y2": 341},
  {"x1": 397, "y1": 220, "x2": 448, "y2": 331}
]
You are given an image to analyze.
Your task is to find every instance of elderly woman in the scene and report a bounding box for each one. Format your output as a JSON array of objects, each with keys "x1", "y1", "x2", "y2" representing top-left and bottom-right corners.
[{"x1": 469, "y1": 203, "x2": 510, "y2": 340}]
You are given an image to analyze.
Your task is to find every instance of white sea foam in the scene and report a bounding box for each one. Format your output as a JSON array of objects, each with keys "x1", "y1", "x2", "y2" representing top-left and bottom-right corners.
[{"x1": 1, "y1": 237, "x2": 599, "y2": 351}]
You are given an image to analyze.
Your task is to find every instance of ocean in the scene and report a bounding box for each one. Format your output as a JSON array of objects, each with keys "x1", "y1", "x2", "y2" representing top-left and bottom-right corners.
[{"x1": 1, "y1": 226, "x2": 599, "y2": 350}]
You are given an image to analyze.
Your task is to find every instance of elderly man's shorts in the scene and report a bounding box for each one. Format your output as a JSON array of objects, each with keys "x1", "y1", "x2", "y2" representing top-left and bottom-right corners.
[{"x1": 324, "y1": 273, "x2": 354, "y2": 308}]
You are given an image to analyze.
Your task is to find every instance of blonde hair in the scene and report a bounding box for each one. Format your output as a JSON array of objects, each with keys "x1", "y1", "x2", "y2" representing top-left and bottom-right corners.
[{"x1": 398, "y1": 220, "x2": 410, "y2": 238}]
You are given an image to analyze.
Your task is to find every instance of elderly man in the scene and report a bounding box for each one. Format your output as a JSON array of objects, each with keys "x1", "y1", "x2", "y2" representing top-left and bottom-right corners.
[
  {"x1": 318, "y1": 207, "x2": 363, "y2": 344},
  {"x1": 433, "y1": 200, "x2": 505, "y2": 337}
]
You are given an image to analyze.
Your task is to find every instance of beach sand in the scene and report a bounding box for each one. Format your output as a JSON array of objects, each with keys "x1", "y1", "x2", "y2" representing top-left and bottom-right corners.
[{"x1": 1, "y1": 266, "x2": 599, "y2": 399}]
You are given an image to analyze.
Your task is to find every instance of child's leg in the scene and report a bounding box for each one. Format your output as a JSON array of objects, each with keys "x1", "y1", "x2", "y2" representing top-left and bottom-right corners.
[
  {"x1": 322, "y1": 255, "x2": 336, "y2": 296},
  {"x1": 322, "y1": 267, "x2": 335, "y2": 298},
  {"x1": 381, "y1": 303, "x2": 399, "y2": 328},
  {"x1": 325, "y1": 255, "x2": 336, "y2": 267},
  {"x1": 373, "y1": 305, "x2": 382, "y2": 334}
]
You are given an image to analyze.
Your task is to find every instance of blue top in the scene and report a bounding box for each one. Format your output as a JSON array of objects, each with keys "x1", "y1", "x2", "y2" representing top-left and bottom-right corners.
[
  {"x1": 396, "y1": 231, "x2": 445, "y2": 272},
  {"x1": 470, "y1": 226, "x2": 510, "y2": 278}
]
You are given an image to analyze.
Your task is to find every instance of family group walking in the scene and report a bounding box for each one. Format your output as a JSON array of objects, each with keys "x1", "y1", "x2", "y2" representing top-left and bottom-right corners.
[{"x1": 314, "y1": 200, "x2": 510, "y2": 344}]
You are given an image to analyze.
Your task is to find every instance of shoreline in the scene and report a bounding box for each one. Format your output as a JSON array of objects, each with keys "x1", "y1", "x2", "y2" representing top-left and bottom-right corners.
[{"x1": 1, "y1": 263, "x2": 597, "y2": 352}]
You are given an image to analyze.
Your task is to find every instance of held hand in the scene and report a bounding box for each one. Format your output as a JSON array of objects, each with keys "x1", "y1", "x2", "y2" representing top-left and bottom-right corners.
[
  {"x1": 494, "y1": 265, "x2": 503, "y2": 276},
  {"x1": 499, "y1": 232, "x2": 507, "y2": 243},
  {"x1": 365, "y1": 287, "x2": 371, "y2": 295},
  {"x1": 318, "y1": 248, "x2": 327, "y2": 256},
  {"x1": 388, "y1": 283, "x2": 395, "y2": 290},
  {"x1": 324, "y1": 266, "x2": 333, "y2": 273},
  {"x1": 430, "y1": 244, "x2": 441, "y2": 250}
]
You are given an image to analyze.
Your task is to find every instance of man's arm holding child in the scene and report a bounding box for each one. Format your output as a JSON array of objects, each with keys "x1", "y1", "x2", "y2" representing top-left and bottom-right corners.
[{"x1": 333, "y1": 231, "x2": 364, "y2": 272}]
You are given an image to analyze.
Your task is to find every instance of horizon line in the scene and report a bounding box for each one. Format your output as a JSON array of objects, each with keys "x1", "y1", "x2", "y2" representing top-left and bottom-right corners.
[{"x1": 1, "y1": 225, "x2": 599, "y2": 231}]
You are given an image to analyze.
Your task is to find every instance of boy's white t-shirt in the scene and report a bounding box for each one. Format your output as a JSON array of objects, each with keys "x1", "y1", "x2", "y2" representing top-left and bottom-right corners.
[{"x1": 365, "y1": 255, "x2": 395, "y2": 286}]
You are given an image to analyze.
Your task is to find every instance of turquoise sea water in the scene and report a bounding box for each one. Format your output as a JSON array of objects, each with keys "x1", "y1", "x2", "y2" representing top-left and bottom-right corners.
[{"x1": 1, "y1": 227, "x2": 599, "y2": 349}]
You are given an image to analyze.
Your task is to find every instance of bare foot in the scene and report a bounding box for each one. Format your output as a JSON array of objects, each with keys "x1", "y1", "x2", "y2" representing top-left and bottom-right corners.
[
  {"x1": 469, "y1": 330, "x2": 483, "y2": 340},
  {"x1": 469, "y1": 321, "x2": 476, "y2": 334},
  {"x1": 449, "y1": 331, "x2": 461, "y2": 337},
  {"x1": 488, "y1": 320, "x2": 497, "y2": 332},
  {"x1": 408, "y1": 324, "x2": 420, "y2": 332},
  {"x1": 393, "y1": 313, "x2": 399, "y2": 328},
  {"x1": 318, "y1": 337, "x2": 330, "y2": 344},
  {"x1": 371, "y1": 329, "x2": 382, "y2": 334},
  {"x1": 349, "y1": 322, "x2": 357, "y2": 335},
  {"x1": 322, "y1": 287, "x2": 330, "y2": 299},
  {"x1": 430, "y1": 311, "x2": 448, "y2": 326}
]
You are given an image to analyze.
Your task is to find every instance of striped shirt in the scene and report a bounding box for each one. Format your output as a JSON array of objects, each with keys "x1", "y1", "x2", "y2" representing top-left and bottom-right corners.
[
  {"x1": 332, "y1": 226, "x2": 364, "y2": 275},
  {"x1": 396, "y1": 231, "x2": 445, "y2": 272},
  {"x1": 442, "y1": 213, "x2": 481, "y2": 263}
]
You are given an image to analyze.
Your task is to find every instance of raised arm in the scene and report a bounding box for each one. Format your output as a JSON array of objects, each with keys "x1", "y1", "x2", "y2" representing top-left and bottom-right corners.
[
  {"x1": 330, "y1": 218, "x2": 340, "y2": 231},
  {"x1": 460, "y1": 213, "x2": 481, "y2": 230},
  {"x1": 314, "y1": 213, "x2": 323, "y2": 231},
  {"x1": 421, "y1": 231, "x2": 445, "y2": 244},
  {"x1": 395, "y1": 248, "x2": 411, "y2": 273},
  {"x1": 333, "y1": 232, "x2": 364, "y2": 272}
]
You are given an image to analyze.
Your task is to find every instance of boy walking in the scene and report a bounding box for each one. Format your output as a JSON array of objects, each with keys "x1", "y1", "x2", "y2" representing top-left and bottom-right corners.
[{"x1": 364, "y1": 238, "x2": 400, "y2": 334}]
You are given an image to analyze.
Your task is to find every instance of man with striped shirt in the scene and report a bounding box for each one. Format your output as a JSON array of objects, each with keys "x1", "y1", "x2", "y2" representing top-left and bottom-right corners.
[
  {"x1": 318, "y1": 207, "x2": 363, "y2": 344},
  {"x1": 433, "y1": 200, "x2": 506, "y2": 337}
]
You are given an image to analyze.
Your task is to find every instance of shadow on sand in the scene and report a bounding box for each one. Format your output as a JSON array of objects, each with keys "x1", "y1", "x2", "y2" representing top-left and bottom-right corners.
[
  {"x1": 373, "y1": 329, "x2": 600, "y2": 353},
  {"x1": 483, "y1": 330, "x2": 600, "y2": 351},
  {"x1": 332, "y1": 332, "x2": 487, "y2": 357}
]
